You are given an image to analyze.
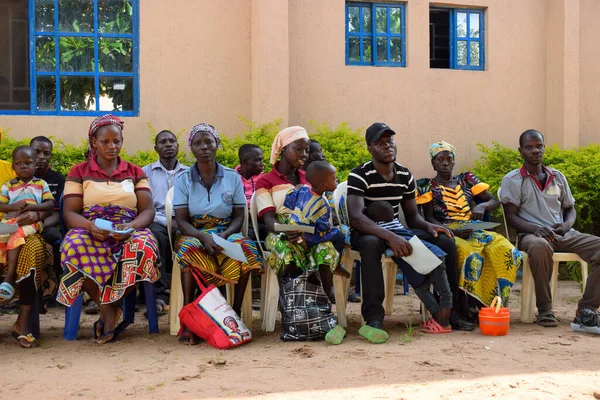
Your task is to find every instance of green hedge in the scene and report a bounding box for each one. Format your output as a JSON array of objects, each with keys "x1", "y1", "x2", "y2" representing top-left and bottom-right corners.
[{"x1": 0, "y1": 119, "x2": 370, "y2": 181}]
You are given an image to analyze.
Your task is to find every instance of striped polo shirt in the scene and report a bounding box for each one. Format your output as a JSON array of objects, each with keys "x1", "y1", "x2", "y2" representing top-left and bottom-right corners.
[
  {"x1": 0, "y1": 177, "x2": 54, "y2": 206},
  {"x1": 347, "y1": 161, "x2": 416, "y2": 218},
  {"x1": 64, "y1": 158, "x2": 151, "y2": 211}
]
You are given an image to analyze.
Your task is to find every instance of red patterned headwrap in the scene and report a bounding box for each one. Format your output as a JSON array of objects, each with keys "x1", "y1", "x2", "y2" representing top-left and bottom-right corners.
[{"x1": 87, "y1": 114, "x2": 124, "y2": 160}]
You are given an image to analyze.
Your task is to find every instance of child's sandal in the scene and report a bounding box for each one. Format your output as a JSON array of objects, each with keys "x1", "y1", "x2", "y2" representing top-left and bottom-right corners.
[{"x1": 421, "y1": 318, "x2": 452, "y2": 334}]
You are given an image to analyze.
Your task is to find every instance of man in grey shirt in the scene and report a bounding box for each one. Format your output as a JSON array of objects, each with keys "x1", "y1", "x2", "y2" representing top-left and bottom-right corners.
[
  {"x1": 501, "y1": 129, "x2": 600, "y2": 331},
  {"x1": 142, "y1": 130, "x2": 188, "y2": 312}
]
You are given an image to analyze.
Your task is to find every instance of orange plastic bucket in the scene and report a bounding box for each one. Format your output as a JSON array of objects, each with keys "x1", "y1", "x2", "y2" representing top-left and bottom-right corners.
[{"x1": 479, "y1": 296, "x2": 510, "y2": 336}]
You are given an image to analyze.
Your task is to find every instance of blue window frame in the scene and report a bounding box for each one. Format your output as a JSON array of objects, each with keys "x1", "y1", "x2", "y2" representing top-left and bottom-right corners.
[
  {"x1": 450, "y1": 9, "x2": 484, "y2": 70},
  {"x1": 345, "y1": 2, "x2": 406, "y2": 67},
  {"x1": 1, "y1": 0, "x2": 139, "y2": 116}
]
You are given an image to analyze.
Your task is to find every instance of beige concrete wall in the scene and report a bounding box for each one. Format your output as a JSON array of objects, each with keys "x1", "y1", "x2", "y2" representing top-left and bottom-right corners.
[
  {"x1": 579, "y1": 0, "x2": 600, "y2": 146},
  {"x1": 2, "y1": 0, "x2": 252, "y2": 152}
]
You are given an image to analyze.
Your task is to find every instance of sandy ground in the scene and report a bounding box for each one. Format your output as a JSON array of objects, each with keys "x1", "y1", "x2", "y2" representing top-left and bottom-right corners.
[{"x1": 2, "y1": 279, "x2": 600, "y2": 400}]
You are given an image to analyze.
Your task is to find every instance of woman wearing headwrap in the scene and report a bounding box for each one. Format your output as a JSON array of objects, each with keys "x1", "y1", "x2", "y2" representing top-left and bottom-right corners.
[
  {"x1": 57, "y1": 114, "x2": 160, "y2": 345},
  {"x1": 255, "y1": 126, "x2": 340, "y2": 296},
  {"x1": 0, "y1": 129, "x2": 50, "y2": 349},
  {"x1": 417, "y1": 141, "x2": 521, "y2": 310},
  {"x1": 174, "y1": 123, "x2": 262, "y2": 345}
]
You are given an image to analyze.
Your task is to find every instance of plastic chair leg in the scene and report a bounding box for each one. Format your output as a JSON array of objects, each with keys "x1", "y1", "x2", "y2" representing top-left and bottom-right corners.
[
  {"x1": 403, "y1": 275, "x2": 410, "y2": 295},
  {"x1": 169, "y1": 257, "x2": 183, "y2": 336},
  {"x1": 64, "y1": 294, "x2": 84, "y2": 340},
  {"x1": 355, "y1": 261, "x2": 361, "y2": 295},
  {"x1": 143, "y1": 282, "x2": 159, "y2": 334},
  {"x1": 241, "y1": 278, "x2": 253, "y2": 329},
  {"x1": 520, "y1": 255, "x2": 535, "y2": 323},
  {"x1": 581, "y1": 261, "x2": 589, "y2": 292},
  {"x1": 383, "y1": 261, "x2": 397, "y2": 315}
]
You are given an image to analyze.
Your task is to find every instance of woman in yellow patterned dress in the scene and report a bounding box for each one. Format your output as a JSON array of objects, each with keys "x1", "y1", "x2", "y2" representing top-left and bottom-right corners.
[{"x1": 417, "y1": 141, "x2": 522, "y2": 308}]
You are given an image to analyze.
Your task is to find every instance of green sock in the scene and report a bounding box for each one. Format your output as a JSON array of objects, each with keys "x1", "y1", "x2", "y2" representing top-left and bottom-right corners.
[
  {"x1": 358, "y1": 324, "x2": 389, "y2": 344},
  {"x1": 325, "y1": 325, "x2": 346, "y2": 345}
]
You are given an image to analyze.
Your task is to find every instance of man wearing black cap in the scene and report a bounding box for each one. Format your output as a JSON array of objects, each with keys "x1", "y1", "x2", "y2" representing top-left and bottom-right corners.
[{"x1": 347, "y1": 123, "x2": 474, "y2": 343}]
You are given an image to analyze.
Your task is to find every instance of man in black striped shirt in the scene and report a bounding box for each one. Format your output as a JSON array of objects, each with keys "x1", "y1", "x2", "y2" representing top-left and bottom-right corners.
[{"x1": 347, "y1": 123, "x2": 474, "y2": 342}]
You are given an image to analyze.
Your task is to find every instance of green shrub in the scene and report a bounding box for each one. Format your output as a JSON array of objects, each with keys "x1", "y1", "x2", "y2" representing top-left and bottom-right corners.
[{"x1": 472, "y1": 142, "x2": 600, "y2": 236}]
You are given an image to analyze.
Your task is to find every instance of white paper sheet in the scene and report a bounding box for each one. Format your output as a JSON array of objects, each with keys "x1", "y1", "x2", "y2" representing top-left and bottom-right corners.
[
  {"x1": 456, "y1": 221, "x2": 500, "y2": 231},
  {"x1": 274, "y1": 223, "x2": 315, "y2": 234},
  {"x1": 0, "y1": 222, "x2": 18, "y2": 235},
  {"x1": 94, "y1": 218, "x2": 134, "y2": 234},
  {"x1": 401, "y1": 236, "x2": 443, "y2": 275},
  {"x1": 211, "y1": 233, "x2": 248, "y2": 263}
]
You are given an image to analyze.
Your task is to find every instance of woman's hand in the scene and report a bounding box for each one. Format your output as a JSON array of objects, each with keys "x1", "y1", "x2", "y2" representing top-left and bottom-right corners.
[
  {"x1": 200, "y1": 232, "x2": 223, "y2": 255},
  {"x1": 471, "y1": 204, "x2": 487, "y2": 221},
  {"x1": 89, "y1": 223, "x2": 111, "y2": 242},
  {"x1": 217, "y1": 231, "x2": 229, "y2": 239},
  {"x1": 110, "y1": 222, "x2": 136, "y2": 241},
  {"x1": 452, "y1": 228, "x2": 473, "y2": 239}
]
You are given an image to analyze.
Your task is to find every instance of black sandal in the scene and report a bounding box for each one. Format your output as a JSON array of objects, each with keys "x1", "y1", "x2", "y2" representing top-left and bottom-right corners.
[{"x1": 536, "y1": 310, "x2": 558, "y2": 327}]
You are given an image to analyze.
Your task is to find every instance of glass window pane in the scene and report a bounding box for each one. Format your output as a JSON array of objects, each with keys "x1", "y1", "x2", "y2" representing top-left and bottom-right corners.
[
  {"x1": 60, "y1": 76, "x2": 95, "y2": 111},
  {"x1": 59, "y1": 37, "x2": 95, "y2": 72},
  {"x1": 99, "y1": 0, "x2": 133, "y2": 34},
  {"x1": 390, "y1": 7, "x2": 401, "y2": 34},
  {"x1": 470, "y1": 13, "x2": 480, "y2": 38},
  {"x1": 457, "y1": 40, "x2": 467, "y2": 66},
  {"x1": 348, "y1": 37, "x2": 360, "y2": 62},
  {"x1": 470, "y1": 42, "x2": 480, "y2": 66},
  {"x1": 363, "y1": 38, "x2": 372, "y2": 62},
  {"x1": 36, "y1": 76, "x2": 56, "y2": 110},
  {"x1": 35, "y1": 0, "x2": 55, "y2": 32},
  {"x1": 376, "y1": 7, "x2": 387, "y2": 34},
  {"x1": 363, "y1": 7, "x2": 371, "y2": 33},
  {"x1": 348, "y1": 7, "x2": 359, "y2": 33},
  {"x1": 58, "y1": 0, "x2": 94, "y2": 32},
  {"x1": 99, "y1": 38, "x2": 133, "y2": 72},
  {"x1": 36, "y1": 36, "x2": 55, "y2": 71},
  {"x1": 376, "y1": 37, "x2": 387, "y2": 63},
  {"x1": 456, "y1": 12, "x2": 467, "y2": 38},
  {"x1": 99, "y1": 77, "x2": 133, "y2": 111},
  {"x1": 390, "y1": 38, "x2": 402, "y2": 63}
]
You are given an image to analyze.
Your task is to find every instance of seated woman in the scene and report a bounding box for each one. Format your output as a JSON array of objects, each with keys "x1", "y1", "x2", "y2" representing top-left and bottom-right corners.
[
  {"x1": 255, "y1": 127, "x2": 341, "y2": 299},
  {"x1": 0, "y1": 154, "x2": 49, "y2": 349},
  {"x1": 57, "y1": 114, "x2": 160, "y2": 345},
  {"x1": 174, "y1": 123, "x2": 262, "y2": 345},
  {"x1": 417, "y1": 141, "x2": 522, "y2": 309}
]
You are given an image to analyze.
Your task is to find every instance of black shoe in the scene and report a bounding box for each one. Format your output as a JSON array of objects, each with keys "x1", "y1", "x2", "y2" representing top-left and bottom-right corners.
[
  {"x1": 450, "y1": 312, "x2": 476, "y2": 331},
  {"x1": 366, "y1": 320, "x2": 384, "y2": 329},
  {"x1": 347, "y1": 293, "x2": 361, "y2": 303}
]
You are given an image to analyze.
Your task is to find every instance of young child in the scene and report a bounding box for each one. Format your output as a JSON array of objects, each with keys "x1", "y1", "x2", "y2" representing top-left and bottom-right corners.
[
  {"x1": 0, "y1": 146, "x2": 54, "y2": 300},
  {"x1": 365, "y1": 201, "x2": 453, "y2": 333}
]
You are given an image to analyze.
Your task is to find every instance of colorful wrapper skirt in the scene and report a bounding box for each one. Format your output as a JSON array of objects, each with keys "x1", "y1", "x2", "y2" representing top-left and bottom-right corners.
[
  {"x1": 57, "y1": 205, "x2": 160, "y2": 306},
  {"x1": 0, "y1": 234, "x2": 47, "y2": 304},
  {"x1": 175, "y1": 214, "x2": 262, "y2": 287}
]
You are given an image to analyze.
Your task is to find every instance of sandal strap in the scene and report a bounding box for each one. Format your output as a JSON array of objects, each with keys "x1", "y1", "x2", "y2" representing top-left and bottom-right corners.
[{"x1": 17, "y1": 333, "x2": 36, "y2": 343}]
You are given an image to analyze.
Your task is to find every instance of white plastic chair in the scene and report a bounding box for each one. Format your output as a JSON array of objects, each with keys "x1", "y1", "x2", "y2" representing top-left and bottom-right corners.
[
  {"x1": 497, "y1": 188, "x2": 588, "y2": 323},
  {"x1": 167, "y1": 187, "x2": 253, "y2": 335},
  {"x1": 332, "y1": 181, "x2": 400, "y2": 322},
  {"x1": 249, "y1": 192, "x2": 279, "y2": 332}
]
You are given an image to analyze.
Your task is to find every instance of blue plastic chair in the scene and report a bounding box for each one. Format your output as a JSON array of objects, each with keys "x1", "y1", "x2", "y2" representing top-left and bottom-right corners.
[{"x1": 60, "y1": 195, "x2": 159, "y2": 340}]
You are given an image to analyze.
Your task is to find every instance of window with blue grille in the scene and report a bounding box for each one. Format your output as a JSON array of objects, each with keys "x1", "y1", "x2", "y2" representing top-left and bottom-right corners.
[
  {"x1": 345, "y1": 2, "x2": 406, "y2": 67},
  {"x1": 430, "y1": 7, "x2": 484, "y2": 70},
  {"x1": 0, "y1": 0, "x2": 138, "y2": 116}
]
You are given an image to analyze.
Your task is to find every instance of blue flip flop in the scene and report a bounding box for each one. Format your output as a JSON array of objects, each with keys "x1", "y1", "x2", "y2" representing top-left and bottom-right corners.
[{"x1": 0, "y1": 282, "x2": 15, "y2": 301}]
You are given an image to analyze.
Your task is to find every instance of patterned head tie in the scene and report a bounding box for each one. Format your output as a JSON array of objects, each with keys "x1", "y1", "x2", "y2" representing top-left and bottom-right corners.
[
  {"x1": 87, "y1": 114, "x2": 124, "y2": 160},
  {"x1": 269, "y1": 126, "x2": 309, "y2": 164},
  {"x1": 429, "y1": 140, "x2": 456, "y2": 160},
  {"x1": 188, "y1": 123, "x2": 221, "y2": 149}
]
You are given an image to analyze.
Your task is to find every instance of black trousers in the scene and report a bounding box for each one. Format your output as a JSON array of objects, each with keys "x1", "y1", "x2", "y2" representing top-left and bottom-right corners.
[
  {"x1": 149, "y1": 222, "x2": 172, "y2": 304},
  {"x1": 42, "y1": 225, "x2": 63, "y2": 275},
  {"x1": 351, "y1": 229, "x2": 457, "y2": 322}
]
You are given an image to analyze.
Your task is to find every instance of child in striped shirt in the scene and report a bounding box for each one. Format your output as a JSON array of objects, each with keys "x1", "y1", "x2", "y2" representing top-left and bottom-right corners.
[{"x1": 0, "y1": 146, "x2": 54, "y2": 300}]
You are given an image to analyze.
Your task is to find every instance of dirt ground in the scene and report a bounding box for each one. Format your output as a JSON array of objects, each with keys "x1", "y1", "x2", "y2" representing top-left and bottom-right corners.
[{"x1": 2, "y1": 279, "x2": 599, "y2": 400}]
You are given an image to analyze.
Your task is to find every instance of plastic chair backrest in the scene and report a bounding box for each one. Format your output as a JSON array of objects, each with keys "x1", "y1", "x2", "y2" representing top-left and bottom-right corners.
[
  {"x1": 165, "y1": 186, "x2": 175, "y2": 252},
  {"x1": 242, "y1": 205, "x2": 249, "y2": 237},
  {"x1": 249, "y1": 191, "x2": 266, "y2": 254},
  {"x1": 332, "y1": 181, "x2": 348, "y2": 226}
]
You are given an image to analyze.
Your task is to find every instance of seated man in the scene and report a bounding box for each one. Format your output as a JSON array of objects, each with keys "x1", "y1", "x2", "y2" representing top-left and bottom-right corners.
[
  {"x1": 142, "y1": 130, "x2": 188, "y2": 313},
  {"x1": 30, "y1": 136, "x2": 64, "y2": 253},
  {"x1": 347, "y1": 123, "x2": 474, "y2": 344},
  {"x1": 501, "y1": 129, "x2": 600, "y2": 331}
]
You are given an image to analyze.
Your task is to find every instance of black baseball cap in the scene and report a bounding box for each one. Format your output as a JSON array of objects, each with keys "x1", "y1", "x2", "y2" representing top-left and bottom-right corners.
[{"x1": 366, "y1": 122, "x2": 396, "y2": 144}]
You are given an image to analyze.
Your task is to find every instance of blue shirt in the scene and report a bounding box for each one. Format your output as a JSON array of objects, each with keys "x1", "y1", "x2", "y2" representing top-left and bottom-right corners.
[
  {"x1": 143, "y1": 160, "x2": 188, "y2": 227},
  {"x1": 173, "y1": 162, "x2": 246, "y2": 219}
]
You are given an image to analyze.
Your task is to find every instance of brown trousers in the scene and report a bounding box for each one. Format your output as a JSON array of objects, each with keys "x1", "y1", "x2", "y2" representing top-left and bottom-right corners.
[{"x1": 519, "y1": 230, "x2": 600, "y2": 312}]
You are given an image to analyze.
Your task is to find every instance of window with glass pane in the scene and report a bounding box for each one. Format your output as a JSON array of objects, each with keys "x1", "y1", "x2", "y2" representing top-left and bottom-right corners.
[
  {"x1": 0, "y1": 0, "x2": 30, "y2": 110},
  {"x1": 21, "y1": 0, "x2": 138, "y2": 115},
  {"x1": 346, "y1": 2, "x2": 405, "y2": 67},
  {"x1": 452, "y1": 9, "x2": 484, "y2": 70}
]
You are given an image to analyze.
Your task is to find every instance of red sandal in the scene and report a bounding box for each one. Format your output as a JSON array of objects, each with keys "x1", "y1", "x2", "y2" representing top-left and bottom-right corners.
[{"x1": 421, "y1": 318, "x2": 452, "y2": 334}]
